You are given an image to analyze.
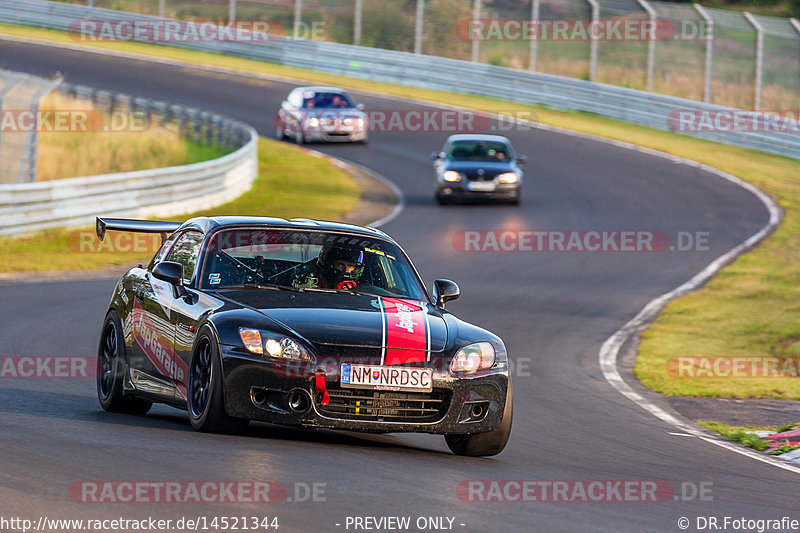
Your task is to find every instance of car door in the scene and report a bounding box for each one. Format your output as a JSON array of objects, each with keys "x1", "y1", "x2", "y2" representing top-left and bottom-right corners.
[
  {"x1": 160, "y1": 230, "x2": 205, "y2": 402},
  {"x1": 128, "y1": 232, "x2": 183, "y2": 401}
]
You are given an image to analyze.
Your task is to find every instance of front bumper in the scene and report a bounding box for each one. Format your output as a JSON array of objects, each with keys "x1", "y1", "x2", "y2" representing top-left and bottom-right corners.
[
  {"x1": 437, "y1": 181, "x2": 520, "y2": 201},
  {"x1": 304, "y1": 129, "x2": 367, "y2": 143},
  {"x1": 220, "y1": 347, "x2": 509, "y2": 435}
]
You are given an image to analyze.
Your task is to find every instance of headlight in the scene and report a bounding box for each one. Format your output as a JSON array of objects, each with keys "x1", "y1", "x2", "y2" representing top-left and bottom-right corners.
[
  {"x1": 238, "y1": 327, "x2": 313, "y2": 361},
  {"x1": 442, "y1": 170, "x2": 462, "y2": 182},
  {"x1": 307, "y1": 117, "x2": 320, "y2": 128},
  {"x1": 450, "y1": 342, "x2": 495, "y2": 374},
  {"x1": 497, "y1": 172, "x2": 519, "y2": 184}
]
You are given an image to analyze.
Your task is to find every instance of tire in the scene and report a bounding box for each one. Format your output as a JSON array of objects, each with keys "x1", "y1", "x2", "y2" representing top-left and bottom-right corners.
[
  {"x1": 188, "y1": 328, "x2": 248, "y2": 434},
  {"x1": 294, "y1": 130, "x2": 306, "y2": 145},
  {"x1": 275, "y1": 125, "x2": 286, "y2": 141},
  {"x1": 445, "y1": 376, "x2": 513, "y2": 457},
  {"x1": 97, "y1": 310, "x2": 152, "y2": 415},
  {"x1": 436, "y1": 194, "x2": 450, "y2": 205}
]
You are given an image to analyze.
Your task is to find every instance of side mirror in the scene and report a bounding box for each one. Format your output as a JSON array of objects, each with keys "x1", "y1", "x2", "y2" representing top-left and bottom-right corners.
[
  {"x1": 517, "y1": 154, "x2": 528, "y2": 164},
  {"x1": 281, "y1": 100, "x2": 291, "y2": 110},
  {"x1": 433, "y1": 279, "x2": 460, "y2": 308},
  {"x1": 152, "y1": 261, "x2": 184, "y2": 287},
  {"x1": 431, "y1": 151, "x2": 446, "y2": 161},
  {"x1": 356, "y1": 103, "x2": 366, "y2": 111}
]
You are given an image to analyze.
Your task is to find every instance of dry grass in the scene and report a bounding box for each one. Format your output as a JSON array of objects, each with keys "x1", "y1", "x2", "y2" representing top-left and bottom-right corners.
[{"x1": 35, "y1": 92, "x2": 224, "y2": 180}]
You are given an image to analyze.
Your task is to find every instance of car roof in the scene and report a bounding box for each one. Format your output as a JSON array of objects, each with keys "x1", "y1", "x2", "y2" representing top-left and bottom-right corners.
[
  {"x1": 177, "y1": 216, "x2": 390, "y2": 240},
  {"x1": 296, "y1": 86, "x2": 348, "y2": 94},
  {"x1": 445, "y1": 134, "x2": 511, "y2": 143}
]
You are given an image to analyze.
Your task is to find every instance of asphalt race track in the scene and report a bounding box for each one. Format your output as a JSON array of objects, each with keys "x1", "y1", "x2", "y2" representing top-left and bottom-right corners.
[{"x1": 0, "y1": 39, "x2": 795, "y2": 532}]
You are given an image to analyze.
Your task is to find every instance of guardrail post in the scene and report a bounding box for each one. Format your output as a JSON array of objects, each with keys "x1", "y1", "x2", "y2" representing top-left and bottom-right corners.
[
  {"x1": 0, "y1": 76, "x2": 23, "y2": 164},
  {"x1": 743, "y1": 12, "x2": 763, "y2": 111},
  {"x1": 528, "y1": 0, "x2": 540, "y2": 71},
  {"x1": 694, "y1": 4, "x2": 713, "y2": 103},
  {"x1": 354, "y1": 0, "x2": 362, "y2": 46},
  {"x1": 471, "y1": 0, "x2": 481, "y2": 63},
  {"x1": 228, "y1": 0, "x2": 236, "y2": 22},
  {"x1": 159, "y1": 0, "x2": 165, "y2": 18},
  {"x1": 294, "y1": 0, "x2": 302, "y2": 39},
  {"x1": 20, "y1": 76, "x2": 63, "y2": 183},
  {"x1": 586, "y1": 0, "x2": 599, "y2": 82},
  {"x1": 637, "y1": 0, "x2": 656, "y2": 92},
  {"x1": 414, "y1": 0, "x2": 424, "y2": 54}
]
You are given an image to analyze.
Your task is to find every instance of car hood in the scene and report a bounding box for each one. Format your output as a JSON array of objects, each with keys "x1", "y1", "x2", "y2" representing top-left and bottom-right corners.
[{"x1": 221, "y1": 290, "x2": 447, "y2": 353}]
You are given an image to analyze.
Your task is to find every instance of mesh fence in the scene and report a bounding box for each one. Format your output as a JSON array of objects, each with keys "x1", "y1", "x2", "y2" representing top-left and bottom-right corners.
[
  {"x1": 755, "y1": 13, "x2": 800, "y2": 111},
  {"x1": 47, "y1": 0, "x2": 800, "y2": 111},
  {"x1": 0, "y1": 70, "x2": 62, "y2": 184}
]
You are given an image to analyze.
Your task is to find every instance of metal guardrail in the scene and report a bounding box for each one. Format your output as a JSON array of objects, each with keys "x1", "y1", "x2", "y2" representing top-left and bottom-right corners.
[
  {"x1": 0, "y1": 82, "x2": 258, "y2": 236},
  {"x1": 0, "y1": 0, "x2": 797, "y2": 163}
]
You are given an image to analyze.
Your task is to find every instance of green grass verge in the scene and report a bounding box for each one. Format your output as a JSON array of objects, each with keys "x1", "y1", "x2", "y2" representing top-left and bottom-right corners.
[
  {"x1": 698, "y1": 421, "x2": 800, "y2": 455},
  {"x1": 5, "y1": 23, "x2": 800, "y2": 400},
  {"x1": 0, "y1": 138, "x2": 358, "y2": 273}
]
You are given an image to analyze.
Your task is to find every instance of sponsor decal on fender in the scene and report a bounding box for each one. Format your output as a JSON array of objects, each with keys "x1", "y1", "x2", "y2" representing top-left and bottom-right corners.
[
  {"x1": 132, "y1": 299, "x2": 188, "y2": 398},
  {"x1": 380, "y1": 298, "x2": 430, "y2": 366}
]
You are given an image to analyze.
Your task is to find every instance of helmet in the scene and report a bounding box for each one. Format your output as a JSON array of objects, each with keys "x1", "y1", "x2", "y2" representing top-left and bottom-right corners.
[{"x1": 317, "y1": 245, "x2": 365, "y2": 289}]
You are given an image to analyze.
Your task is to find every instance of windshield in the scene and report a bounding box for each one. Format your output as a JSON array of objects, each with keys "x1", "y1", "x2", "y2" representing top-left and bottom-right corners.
[
  {"x1": 200, "y1": 228, "x2": 427, "y2": 300},
  {"x1": 302, "y1": 91, "x2": 355, "y2": 109},
  {"x1": 447, "y1": 140, "x2": 511, "y2": 162}
]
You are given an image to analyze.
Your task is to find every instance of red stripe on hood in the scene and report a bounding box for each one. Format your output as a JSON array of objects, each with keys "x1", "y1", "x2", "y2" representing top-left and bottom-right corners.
[{"x1": 382, "y1": 298, "x2": 428, "y2": 366}]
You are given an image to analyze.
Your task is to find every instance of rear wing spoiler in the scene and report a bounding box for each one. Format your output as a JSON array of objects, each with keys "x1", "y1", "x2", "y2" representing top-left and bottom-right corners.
[{"x1": 96, "y1": 217, "x2": 182, "y2": 242}]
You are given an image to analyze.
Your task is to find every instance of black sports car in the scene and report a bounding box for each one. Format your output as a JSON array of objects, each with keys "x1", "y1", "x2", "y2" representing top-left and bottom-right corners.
[
  {"x1": 95, "y1": 216, "x2": 512, "y2": 456},
  {"x1": 433, "y1": 134, "x2": 526, "y2": 205}
]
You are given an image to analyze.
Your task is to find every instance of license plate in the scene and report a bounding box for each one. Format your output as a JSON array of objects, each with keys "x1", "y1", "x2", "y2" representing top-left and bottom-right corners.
[
  {"x1": 340, "y1": 364, "x2": 433, "y2": 392},
  {"x1": 467, "y1": 181, "x2": 496, "y2": 192}
]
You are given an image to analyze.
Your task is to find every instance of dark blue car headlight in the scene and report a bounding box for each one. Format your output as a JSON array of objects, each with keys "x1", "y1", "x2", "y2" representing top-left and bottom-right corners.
[{"x1": 238, "y1": 327, "x2": 314, "y2": 362}]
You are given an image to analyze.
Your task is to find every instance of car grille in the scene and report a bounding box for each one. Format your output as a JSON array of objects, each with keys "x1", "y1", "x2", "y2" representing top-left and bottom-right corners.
[
  {"x1": 318, "y1": 387, "x2": 450, "y2": 423},
  {"x1": 465, "y1": 170, "x2": 499, "y2": 182}
]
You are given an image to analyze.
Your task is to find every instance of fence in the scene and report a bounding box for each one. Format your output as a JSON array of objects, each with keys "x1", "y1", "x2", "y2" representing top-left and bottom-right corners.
[
  {"x1": 0, "y1": 82, "x2": 258, "y2": 235},
  {"x1": 0, "y1": 69, "x2": 62, "y2": 184},
  {"x1": 1, "y1": 0, "x2": 797, "y2": 162},
  {"x1": 36, "y1": 0, "x2": 800, "y2": 112}
]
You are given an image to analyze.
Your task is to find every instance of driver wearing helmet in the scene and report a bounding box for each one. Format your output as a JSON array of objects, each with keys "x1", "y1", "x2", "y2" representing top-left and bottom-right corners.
[
  {"x1": 292, "y1": 245, "x2": 365, "y2": 290},
  {"x1": 317, "y1": 246, "x2": 365, "y2": 289}
]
